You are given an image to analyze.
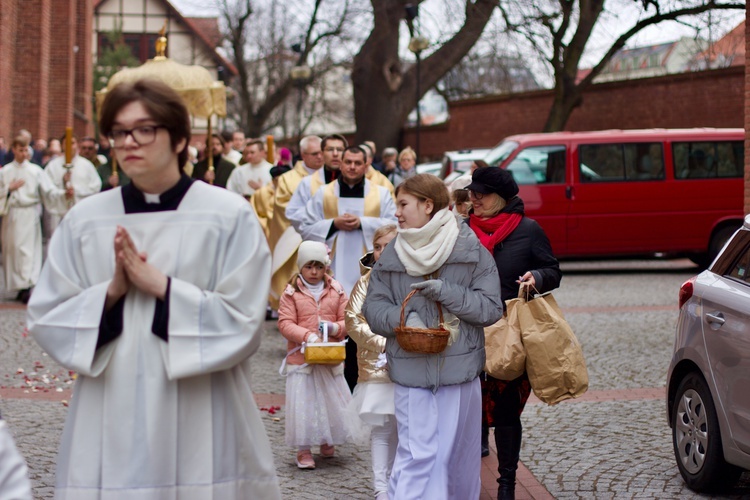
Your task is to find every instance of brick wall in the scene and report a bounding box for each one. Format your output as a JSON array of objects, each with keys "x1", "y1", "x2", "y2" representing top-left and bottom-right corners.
[
  {"x1": 12, "y1": 0, "x2": 52, "y2": 139},
  {"x1": 0, "y1": 0, "x2": 17, "y2": 142},
  {"x1": 405, "y1": 65, "x2": 745, "y2": 161},
  {"x1": 48, "y1": 0, "x2": 76, "y2": 141},
  {"x1": 745, "y1": 4, "x2": 750, "y2": 215},
  {"x1": 0, "y1": 0, "x2": 93, "y2": 145},
  {"x1": 75, "y1": 0, "x2": 94, "y2": 138}
]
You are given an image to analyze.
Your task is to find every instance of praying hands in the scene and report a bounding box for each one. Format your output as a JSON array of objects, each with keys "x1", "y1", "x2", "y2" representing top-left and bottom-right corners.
[{"x1": 105, "y1": 225, "x2": 168, "y2": 310}]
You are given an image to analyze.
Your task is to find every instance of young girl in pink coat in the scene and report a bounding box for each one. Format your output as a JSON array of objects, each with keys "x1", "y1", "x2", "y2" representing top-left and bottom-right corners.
[{"x1": 278, "y1": 241, "x2": 351, "y2": 470}]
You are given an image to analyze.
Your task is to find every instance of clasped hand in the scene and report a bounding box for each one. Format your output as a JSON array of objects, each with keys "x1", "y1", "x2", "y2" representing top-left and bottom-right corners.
[
  {"x1": 105, "y1": 226, "x2": 168, "y2": 310},
  {"x1": 333, "y1": 213, "x2": 360, "y2": 231}
]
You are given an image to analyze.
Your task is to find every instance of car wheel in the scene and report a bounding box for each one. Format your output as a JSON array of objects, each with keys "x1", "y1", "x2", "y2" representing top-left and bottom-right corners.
[{"x1": 672, "y1": 372, "x2": 742, "y2": 492}]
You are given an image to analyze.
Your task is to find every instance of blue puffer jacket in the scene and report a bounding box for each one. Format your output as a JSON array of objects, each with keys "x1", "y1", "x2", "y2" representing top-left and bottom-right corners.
[{"x1": 362, "y1": 222, "x2": 503, "y2": 392}]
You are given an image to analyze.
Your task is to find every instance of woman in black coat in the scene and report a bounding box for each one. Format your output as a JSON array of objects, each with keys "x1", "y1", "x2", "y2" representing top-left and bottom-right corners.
[{"x1": 466, "y1": 166, "x2": 562, "y2": 500}]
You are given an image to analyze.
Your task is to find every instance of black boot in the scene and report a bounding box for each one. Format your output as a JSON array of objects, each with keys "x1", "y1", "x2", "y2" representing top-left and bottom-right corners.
[
  {"x1": 494, "y1": 425, "x2": 522, "y2": 500},
  {"x1": 481, "y1": 423, "x2": 490, "y2": 457}
]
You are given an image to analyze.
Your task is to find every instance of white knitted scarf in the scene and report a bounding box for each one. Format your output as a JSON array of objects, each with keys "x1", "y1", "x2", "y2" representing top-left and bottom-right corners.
[{"x1": 394, "y1": 207, "x2": 460, "y2": 277}]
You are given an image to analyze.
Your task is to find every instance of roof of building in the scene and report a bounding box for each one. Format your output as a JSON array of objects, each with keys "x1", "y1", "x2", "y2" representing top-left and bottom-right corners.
[
  {"x1": 695, "y1": 20, "x2": 745, "y2": 67},
  {"x1": 94, "y1": 0, "x2": 237, "y2": 76}
]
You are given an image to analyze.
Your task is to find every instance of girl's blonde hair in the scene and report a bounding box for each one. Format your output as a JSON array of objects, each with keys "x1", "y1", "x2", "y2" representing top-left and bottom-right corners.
[{"x1": 372, "y1": 224, "x2": 397, "y2": 245}]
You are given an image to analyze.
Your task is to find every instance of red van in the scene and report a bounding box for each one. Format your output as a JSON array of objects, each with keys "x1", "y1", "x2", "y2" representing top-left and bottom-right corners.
[{"x1": 483, "y1": 128, "x2": 745, "y2": 265}]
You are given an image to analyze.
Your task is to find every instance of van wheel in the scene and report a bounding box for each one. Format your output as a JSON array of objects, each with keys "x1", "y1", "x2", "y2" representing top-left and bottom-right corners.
[{"x1": 672, "y1": 373, "x2": 742, "y2": 492}]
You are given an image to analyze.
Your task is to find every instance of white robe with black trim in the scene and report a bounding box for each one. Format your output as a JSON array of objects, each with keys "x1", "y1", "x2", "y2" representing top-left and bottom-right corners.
[{"x1": 27, "y1": 181, "x2": 280, "y2": 500}]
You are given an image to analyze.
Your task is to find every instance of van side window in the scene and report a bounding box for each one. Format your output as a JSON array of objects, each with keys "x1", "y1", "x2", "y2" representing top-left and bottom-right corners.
[
  {"x1": 673, "y1": 141, "x2": 743, "y2": 179},
  {"x1": 629, "y1": 143, "x2": 664, "y2": 180},
  {"x1": 506, "y1": 145, "x2": 566, "y2": 185},
  {"x1": 579, "y1": 143, "x2": 664, "y2": 182},
  {"x1": 579, "y1": 144, "x2": 624, "y2": 181}
]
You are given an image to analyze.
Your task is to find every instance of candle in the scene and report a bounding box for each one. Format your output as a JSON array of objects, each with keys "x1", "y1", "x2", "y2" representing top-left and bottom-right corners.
[
  {"x1": 64, "y1": 127, "x2": 73, "y2": 164},
  {"x1": 266, "y1": 135, "x2": 275, "y2": 164}
]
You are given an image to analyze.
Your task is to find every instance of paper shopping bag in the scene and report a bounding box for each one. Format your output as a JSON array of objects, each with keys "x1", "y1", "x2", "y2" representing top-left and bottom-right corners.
[
  {"x1": 484, "y1": 296, "x2": 525, "y2": 381},
  {"x1": 518, "y1": 292, "x2": 588, "y2": 405}
]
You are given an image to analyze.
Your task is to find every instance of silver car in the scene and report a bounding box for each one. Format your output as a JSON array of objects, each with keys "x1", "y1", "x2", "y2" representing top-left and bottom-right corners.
[{"x1": 667, "y1": 216, "x2": 750, "y2": 492}]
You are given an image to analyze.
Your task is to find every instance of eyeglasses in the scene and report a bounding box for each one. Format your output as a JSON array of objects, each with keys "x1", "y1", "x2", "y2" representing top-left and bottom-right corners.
[
  {"x1": 108, "y1": 125, "x2": 167, "y2": 148},
  {"x1": 324, "y1": 147, "x2": 345, "y2": 153},
  {"x1": 468, "y1": 190, "x2": 485, "y2": 200},
  {"x1": 303, "y1": 150, "x2": 323, "y2": 157}
]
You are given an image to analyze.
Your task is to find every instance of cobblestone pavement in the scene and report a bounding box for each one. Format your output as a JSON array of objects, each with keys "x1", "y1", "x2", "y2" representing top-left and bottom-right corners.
[{"x1": 3, "y1": 259, "x2": 750, "y2": 498}]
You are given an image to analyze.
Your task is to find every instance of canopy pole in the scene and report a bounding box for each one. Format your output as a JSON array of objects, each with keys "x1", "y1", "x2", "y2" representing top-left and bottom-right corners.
[{"x1": 207, "y1": 115, "x2": 214, "y2": 185}]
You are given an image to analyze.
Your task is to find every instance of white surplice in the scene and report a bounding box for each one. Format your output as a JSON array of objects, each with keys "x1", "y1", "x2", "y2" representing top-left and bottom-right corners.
[
  {"x1": 0, "y1": 160, "x2": 65, "y2": 291},
  {"x1": 43, "y1": 155, "x2": 101, "y2": 235},
  {"x1": 299, "y1": 179, "x2": 396, "y2": 294},
  {"x1": 226, "y1": 160, "x2": 272, "y2": 198},
  {"x1": 27, "y1": 182, "x2": 280, "y2": 500}
]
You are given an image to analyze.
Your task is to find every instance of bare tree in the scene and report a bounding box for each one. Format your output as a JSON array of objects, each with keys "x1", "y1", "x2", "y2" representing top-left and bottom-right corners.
[
  {"x1": 351, "y1": 0, "x2": 498, "y2": 152},
  {"x1": 498, "y1": 0, "x2": 745, "y2": 132},
  {"x1": 219, "y1": 0, "x2": 351, "y2": 137}
]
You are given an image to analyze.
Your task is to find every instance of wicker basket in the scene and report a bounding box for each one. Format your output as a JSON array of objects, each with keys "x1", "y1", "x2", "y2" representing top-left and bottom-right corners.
[{"x1": 394, "y1": 289, "x2": 450, "y2": 354}]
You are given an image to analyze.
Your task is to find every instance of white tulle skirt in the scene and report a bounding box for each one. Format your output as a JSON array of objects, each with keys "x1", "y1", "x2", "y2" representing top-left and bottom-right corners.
[
  {"x1": 285, "y1": 363, "x2": 352, "y2": 448},
  {"x1": 352, "y1": 381, "x2": 396, "y2": 426}
]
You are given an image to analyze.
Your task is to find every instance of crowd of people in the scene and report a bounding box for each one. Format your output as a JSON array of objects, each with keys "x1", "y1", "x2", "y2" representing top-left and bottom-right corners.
[{"x1": 0, "y1": 77, "x2": 562, "y2": 500}]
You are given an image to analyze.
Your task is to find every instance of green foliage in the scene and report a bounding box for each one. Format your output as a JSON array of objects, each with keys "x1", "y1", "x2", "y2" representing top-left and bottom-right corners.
[{"x1": 94, "y1": 28, "x2": 139, "y2": 93}]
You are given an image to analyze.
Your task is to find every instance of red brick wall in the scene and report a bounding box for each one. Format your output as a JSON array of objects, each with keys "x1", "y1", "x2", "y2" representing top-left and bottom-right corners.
[
  {"x1": 745, "y1": 4, "x2": 750, "y2": 215},
  {"x1": 0, "y1": 0, "x2": 18, "y2": 142},
  {"x1": 405, "y1": 66, "x2": 745, "y2": 161},
  {"x1": 75, "y1": 0, "x2": 94, "y2": 138},
  {"x1": 0, "y1": 0, "x2": 93, "y2": 144},
  {"x1": 48, "y1": 0, "x2": 76, "y2": 141},
  {"x1": 12, "y1": 0, "x2": 52, "y2": 140}
]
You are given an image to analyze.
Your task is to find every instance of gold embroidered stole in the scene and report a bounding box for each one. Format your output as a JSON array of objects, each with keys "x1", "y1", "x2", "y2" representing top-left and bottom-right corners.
[{"x1": 323, "y1": 181, "x2": 381, "y2": 219}]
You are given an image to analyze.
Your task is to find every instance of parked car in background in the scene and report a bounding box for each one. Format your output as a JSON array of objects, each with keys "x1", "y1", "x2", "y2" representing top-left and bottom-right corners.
[
  {"x1": 483, "y1": 128, "x2": 744, "y2": 265},
  {"x1": 667, "y1": 217, "x2": 750, "y2": 493},
  {"x1": 438, "y1": 148, "x2": 491, "y2": 182},
  {"x1": 416, "y1": 161, "x2": 442, "y2": 177}
]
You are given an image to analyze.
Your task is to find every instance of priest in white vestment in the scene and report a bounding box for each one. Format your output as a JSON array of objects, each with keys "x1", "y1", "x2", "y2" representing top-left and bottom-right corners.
[
  {"x1": 298, "y1": 146, "x2": 397, "y2": 295},
  {"x1": 286, "y1": 134, "x2": 348, "y2": 235},
  {"x1": 27, "y1": 79, "x2": 280, "y2": 500},
  {"x1": 226, "y1": 139, "x2": 272, "y2": 199},
  {"x1": 0, "y1": 137, "x2": 68, "y2": 301},
  {"x1": 43, "y1": 137, "x2": 102, "y2": 236}
]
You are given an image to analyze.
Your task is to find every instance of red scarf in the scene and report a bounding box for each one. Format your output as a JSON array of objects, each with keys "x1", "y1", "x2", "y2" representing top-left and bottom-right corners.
[{"x1": 469, "y1": 212, "x2": 522, "y2": 252}]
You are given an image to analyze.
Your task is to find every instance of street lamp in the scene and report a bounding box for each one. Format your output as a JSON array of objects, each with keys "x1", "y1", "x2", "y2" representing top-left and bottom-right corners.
[
  {"x1": 405, "y1": 4, "x2": 429, "y2": 162},
  {"x1": 290, "y1": 43, "x2": 311, "y2": 141}
]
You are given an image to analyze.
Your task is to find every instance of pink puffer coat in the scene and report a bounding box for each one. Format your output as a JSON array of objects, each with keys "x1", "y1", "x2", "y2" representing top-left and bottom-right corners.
[{"x1": 277, "y1": 274, "x2": 348, "y2": 365}]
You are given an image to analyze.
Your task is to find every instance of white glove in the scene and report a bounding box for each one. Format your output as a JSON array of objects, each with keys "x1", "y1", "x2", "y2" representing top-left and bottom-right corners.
[
  {"x1": 306, "y1": 333, "x2": 320, "y2": 343},
  {"x1": 318, "y1": 321, "x2": 340, "y2": 336},
  {"x1": 405, "y1": 312, "x2": 427, "y2": 329}
]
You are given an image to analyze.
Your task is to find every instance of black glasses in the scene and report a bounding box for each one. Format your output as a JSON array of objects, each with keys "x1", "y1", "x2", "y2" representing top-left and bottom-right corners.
[
  {"x1": 324, "y1": 147, "x2": 345, "y2": 153},
  {"x1": 108, "y1": 125, "x2": 167, "y2": 148},
  {"x1": 468, "y1": 189, "x2": 485, "y2": 200}
]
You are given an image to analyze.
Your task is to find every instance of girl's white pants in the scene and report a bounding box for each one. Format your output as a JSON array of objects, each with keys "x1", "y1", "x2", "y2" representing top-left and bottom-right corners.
[
  {"x1": 371, "y1": 416, "x2": 398, "y2": 495},
  {"x1": 389, "y1": 378, "x2": 481, "y2": 500}
]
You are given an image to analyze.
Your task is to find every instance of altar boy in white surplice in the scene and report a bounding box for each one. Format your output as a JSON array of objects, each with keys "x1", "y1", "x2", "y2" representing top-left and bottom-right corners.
[
  {"x1": 0, "y1": 136, "x2": 68, "y2": 303},
  {"x1": 27, "y1": 80, "x2": 280, "y2": 500},
  {"x1": 298, "y1": 146, "x2": 397, "y2": 296}
]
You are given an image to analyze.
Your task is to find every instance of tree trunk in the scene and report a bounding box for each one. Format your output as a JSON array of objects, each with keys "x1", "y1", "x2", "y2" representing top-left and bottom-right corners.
[{"x1": 352, "y1": 0, "x2": 496, "y2": 157}]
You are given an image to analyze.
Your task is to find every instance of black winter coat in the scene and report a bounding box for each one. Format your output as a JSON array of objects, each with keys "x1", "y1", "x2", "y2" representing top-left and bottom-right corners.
[{"x1": 468, "y1": 197, "x2": 562, "y2": 305}]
